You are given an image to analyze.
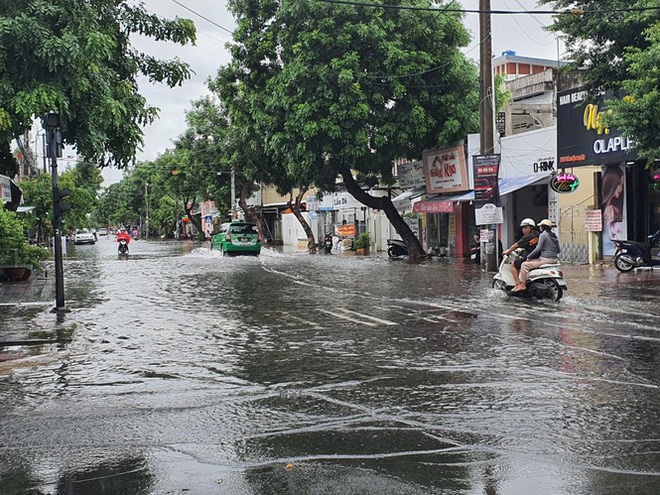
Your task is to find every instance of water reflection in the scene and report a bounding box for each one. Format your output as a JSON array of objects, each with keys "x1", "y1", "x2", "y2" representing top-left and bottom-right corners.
[
  {"x1": 1, "y1": 240, "x2": 659, "y2": 494},
  {"x1": 0, "y1": 454, "x2": 153, "y2": 495}
]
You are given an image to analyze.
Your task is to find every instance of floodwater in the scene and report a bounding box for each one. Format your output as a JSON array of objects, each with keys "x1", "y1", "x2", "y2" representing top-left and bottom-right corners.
[{"x1": 1, "y1": 237, "x2": 659, "y2": 495}]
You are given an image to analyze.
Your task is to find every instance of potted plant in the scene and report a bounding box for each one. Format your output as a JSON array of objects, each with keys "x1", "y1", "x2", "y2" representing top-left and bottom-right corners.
[
  {"x1": 0, "y1": 208, "x2": 49, "y2": 281},
  {"x1": 353, "y1": 231, "x2": 371, "y2": 254}
]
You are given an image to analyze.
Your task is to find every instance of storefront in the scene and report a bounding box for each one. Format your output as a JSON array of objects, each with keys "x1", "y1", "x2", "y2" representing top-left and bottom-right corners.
[
  {"x1": 557, "y1": 87, "x2": 656, "y2": 259},
  {"x1": 467, "y1": 130, "x2": 555, "y2": 250}
]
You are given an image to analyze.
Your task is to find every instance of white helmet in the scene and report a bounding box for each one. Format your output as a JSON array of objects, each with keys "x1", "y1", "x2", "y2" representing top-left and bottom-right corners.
[
  {"x1": 520, "y1": 218, "x2": 536, "y2": 227},
  {"x1": 538, "y1": 219, "x2": 554, "y2": 228}
]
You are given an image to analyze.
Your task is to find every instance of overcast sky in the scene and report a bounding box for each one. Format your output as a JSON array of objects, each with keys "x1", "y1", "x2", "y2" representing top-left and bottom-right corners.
[{"x1": 103, "y1": 0, "x2": 564, "y2": 185}]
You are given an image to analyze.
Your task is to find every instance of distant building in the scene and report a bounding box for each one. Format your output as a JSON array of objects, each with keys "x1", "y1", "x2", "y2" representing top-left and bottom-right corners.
[{"x1": 493, "y1": 50, "x2": 566, "y2": 81}]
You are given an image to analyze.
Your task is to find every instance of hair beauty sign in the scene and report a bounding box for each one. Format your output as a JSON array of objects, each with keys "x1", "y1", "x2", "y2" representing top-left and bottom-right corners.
[{"x1": 557, "y1": 89, "x2": 637, "y2": 166}]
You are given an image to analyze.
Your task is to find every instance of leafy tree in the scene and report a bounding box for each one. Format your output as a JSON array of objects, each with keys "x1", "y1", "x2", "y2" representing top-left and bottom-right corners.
[
  {"x1": 0, "y1": 207, "x2": 48, "y2": 271},
  {"x1": 17, "y1": 173, "x2": 52, "y2": 243},
  {"x1": 224, "y1": 0, "x2": 479, "y2": 257},
  {"x1": 541, "y1": 1, "x2": 651, "y2": 94},
  {"x1": 20, "y1": 171, "x2": 95, "y2": 237},
  {"x1": 0, "y1": 0, "x2": 196, "y2": 169},
  {"x1": 541, "y1": 1, "x2": 660, "y2": 160}
]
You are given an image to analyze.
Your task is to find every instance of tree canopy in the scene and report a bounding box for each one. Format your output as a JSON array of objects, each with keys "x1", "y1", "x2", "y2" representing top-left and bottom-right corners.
[
  {"x1": 542, "y1": 0, "x2": 660, "y2": 160},
  {"x1": 0, "y1": 0, "x2": 196, "y2": 170},
  {"x1": 220, "y1": 0, "x2": 479, "y2": 256}
]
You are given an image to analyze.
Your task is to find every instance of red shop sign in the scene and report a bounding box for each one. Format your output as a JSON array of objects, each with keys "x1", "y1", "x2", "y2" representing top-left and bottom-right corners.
[{"x1": 413, "y1": 201, "x2": 454, "y2": 214}]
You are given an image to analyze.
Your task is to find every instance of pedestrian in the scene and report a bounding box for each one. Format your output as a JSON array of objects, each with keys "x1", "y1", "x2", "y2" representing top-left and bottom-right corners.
[
  {"x1": 516, "y1": 219, "x2": 560, "y2": 292},
  {"x1": 502, "y1": 218, "x2": 539, "y2": 290}
]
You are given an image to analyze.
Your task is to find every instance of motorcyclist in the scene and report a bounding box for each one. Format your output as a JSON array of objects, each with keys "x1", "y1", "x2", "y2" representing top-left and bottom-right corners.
[
  {"x1": 502, "y1": 218, "x2": 539, "y2": 291},
  {"x1": 116, "y1": 229, "x2": 131, "y2": 253},
  {"x1": 517, "y1": 219, "x2": 560, "y2": 292}
]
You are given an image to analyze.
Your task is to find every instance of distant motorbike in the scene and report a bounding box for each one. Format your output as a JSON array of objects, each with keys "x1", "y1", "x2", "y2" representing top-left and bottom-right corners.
[
  {"x1": 492, "y1": 249, "x2": 567, "y2": 302},
  {"x1": 612, "y1": 230, "x2": 660, "y2": 272},
  {"x1": 469, "y1": 242, "x2": 480, "y2": 264},
  {"x1": 387, "y1": 239, "x2": 408, "y2": 258},
  {"x1": 117, "y1": 238, "x2": 130, "y2": 257},
  {"x1": 323, "y1": 233, "x2": 333, "y2": 254}
]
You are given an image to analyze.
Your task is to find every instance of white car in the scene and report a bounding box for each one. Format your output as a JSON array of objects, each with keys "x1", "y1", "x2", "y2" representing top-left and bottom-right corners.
[
  {"x1": 97, "y1": 228, "x2": 108, "y2": 236},
  {"x1": 74, "y1": 229, "x2": 96, "y2": 245}
]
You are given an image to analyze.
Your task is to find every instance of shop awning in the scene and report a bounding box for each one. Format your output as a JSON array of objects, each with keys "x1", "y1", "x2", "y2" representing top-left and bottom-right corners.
[
  {"x1": 499, "y1": 174, "x2": 549, "y2": 195},
  {"x1": 391, "y1": 186, "x2": 426, "y2": 204},
  {"x1": 413, "y1": 190, "x2": 472, "y2": 213},
  {"x1": 414, "y1": 175, "x2": 551, "y2": 213}
]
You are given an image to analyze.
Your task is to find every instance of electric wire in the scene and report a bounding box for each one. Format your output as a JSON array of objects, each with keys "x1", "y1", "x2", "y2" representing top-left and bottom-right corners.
[
  {"x1": 502, "y1": 0, "x2": 554, "y2": 46},
  {"x1": 168, "y1": 0, "x2": 235, "y2": 35},
  {"x1": 319, "y1": 0, "x2": 660, "y2": 15}
]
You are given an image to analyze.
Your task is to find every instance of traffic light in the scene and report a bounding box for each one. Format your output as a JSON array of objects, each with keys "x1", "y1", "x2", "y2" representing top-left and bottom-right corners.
[
  {"x1": 46, "y1": 129, "x2": 63, "y2": 158},
  {"x1": 55, "y1": 187, "x2": 71, "y2": 214}
]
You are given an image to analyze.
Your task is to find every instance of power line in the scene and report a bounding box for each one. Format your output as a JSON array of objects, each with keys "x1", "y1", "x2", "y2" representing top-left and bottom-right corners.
[
  {"x1": 318, "y1": 0, "x2": 660, "y2": 15},
  {"x1": 169, "y1": 0, "x2": 234, "y2": 35}
]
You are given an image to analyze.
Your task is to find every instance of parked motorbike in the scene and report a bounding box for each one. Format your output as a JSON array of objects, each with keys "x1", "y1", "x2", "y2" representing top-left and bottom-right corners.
[
  {"x1": 469, "y1": 242, "x2": 480, "y2": 264},
  {"x1": 387, "y1": 239, "x2": 408, "y2": 258},
  {"x1": 323, "y1": 233, "x2": 333, "y2": 254},
  {"x1": 492, "y1": 249, "x2": 567, "y2": 302},
  {"x1": 612, "y1": 230, "x2": 660, "y2": 272}
]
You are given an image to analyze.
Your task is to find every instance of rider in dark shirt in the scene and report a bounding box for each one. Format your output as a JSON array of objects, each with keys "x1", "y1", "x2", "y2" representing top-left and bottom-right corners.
[{"x1": 502, "y1": 218, "x2": 539, "y2": 289}]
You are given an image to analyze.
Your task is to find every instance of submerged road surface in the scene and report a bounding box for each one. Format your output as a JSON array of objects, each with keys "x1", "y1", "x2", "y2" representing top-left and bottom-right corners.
[{"x1": 1, "y1": 237, "x2": 659, "y2": 494}]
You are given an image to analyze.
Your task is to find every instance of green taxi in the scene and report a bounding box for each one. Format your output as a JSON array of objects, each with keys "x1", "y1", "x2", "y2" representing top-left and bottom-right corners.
[{"x1": 211, "y1": 222, "x2": 262, "y2": 256}]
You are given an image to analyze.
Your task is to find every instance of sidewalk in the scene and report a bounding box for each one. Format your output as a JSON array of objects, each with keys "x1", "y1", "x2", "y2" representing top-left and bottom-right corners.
[{"x1": 0, "y1": 274, "x2": 54, "y2": 307}]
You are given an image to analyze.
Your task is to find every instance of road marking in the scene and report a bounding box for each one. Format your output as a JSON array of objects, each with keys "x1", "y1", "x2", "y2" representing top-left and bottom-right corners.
[
  {"x1": 336, "y1": 308, "x2": 399, "y2": 326},
  {"x1": 280, "y1": 312, "x2": 323, "y2": 329},
  {"x1": 318, "y1": 309, "x2": 377, "y2": 327}
]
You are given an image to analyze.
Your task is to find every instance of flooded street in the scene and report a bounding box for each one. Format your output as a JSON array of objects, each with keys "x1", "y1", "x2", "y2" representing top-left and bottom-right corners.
[{"x1": 1, "y1": 236, "x2": 660, "y2": 494}]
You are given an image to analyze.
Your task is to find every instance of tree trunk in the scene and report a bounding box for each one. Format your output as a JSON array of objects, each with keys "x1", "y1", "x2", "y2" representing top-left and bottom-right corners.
[
  {"x1": 238, "y1": 186, "x2": 268, "y2": 243},
  {"x1": 183, "y1": 196, "x2": 203, "y2": 235},
  {"x1": 288, "y1": 189, "x2": 317, "y2": 254},
  {"x1": 340, "y1": 167, "x2": 426, "y2": 259}
]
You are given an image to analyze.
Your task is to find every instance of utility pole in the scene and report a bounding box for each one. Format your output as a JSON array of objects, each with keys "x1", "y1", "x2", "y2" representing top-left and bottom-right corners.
[
  {"x1": 479, "y1": 0, "x2": 498, "y2": 272},
  {"x1": 230, "y1": 169, "x2": 236, "y2": 219},
  {"x1": 144, "y1": 182, "x2": 149, "y2": 239}
]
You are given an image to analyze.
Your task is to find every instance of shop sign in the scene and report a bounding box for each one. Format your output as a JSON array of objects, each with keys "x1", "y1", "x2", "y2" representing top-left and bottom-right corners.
[
  {"x1": 413, "y1": 200, "x2": 454, "y2": 214},
  {"x1": 550, "y1": 172, "x2": 580, "y2": 193},
  {"x1": 0, "y1": 174, "x2": 11, "y2": 203},
  {"x1": 423, "y1": 145, "x2": 469, "y2": 194},
  {"x1": 336, "y1": 223, "x2": 356, "y2": 237},
  {"x1": 397, "y1": 160, "x2": 425, "y2": 189},
  {"x1": 584, "y1": 210, "x2": 602, "y2": 232},
  {"x1": 473, "y1": 154, "x2": 501, "y2": 208},
  {"x1": 557, "y1": 88, "x2": 636, "y2": 166},
  {"x1": 475, "y1": 203, "x2": 503, "y2": 225}
]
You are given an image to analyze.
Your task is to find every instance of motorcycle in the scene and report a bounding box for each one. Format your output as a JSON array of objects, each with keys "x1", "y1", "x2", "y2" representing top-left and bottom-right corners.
[
  {"x1": 492, "y1": 249, "x2": 567, "y2": 302},
  {"x1": 387, "y1": 239, "x2": 408, "y2": 258},
  {"x1": 612, "y1": 230, "x2": 660, "y2": 272},
  {"x1": 118, "y1": 238, "x2": 129, "y2": 257},
  {"x1": 323, "y1": 233, "x2": 333, "y2": 254},
  {"x1": 469, "y1": 242, "x2": 480, "y2": 264}
]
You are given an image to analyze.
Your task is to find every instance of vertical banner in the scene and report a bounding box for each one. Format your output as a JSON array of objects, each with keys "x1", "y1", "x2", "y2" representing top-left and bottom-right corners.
[
  {"x1": 600, "y1": 163, "x2": 627, "y2": 256},
  {"x1": 472, "y1": 154, "x2": 501, "y2": 209},
  {"x1": 473, "y1": 154, "x2": 503, "y2": 225}
]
